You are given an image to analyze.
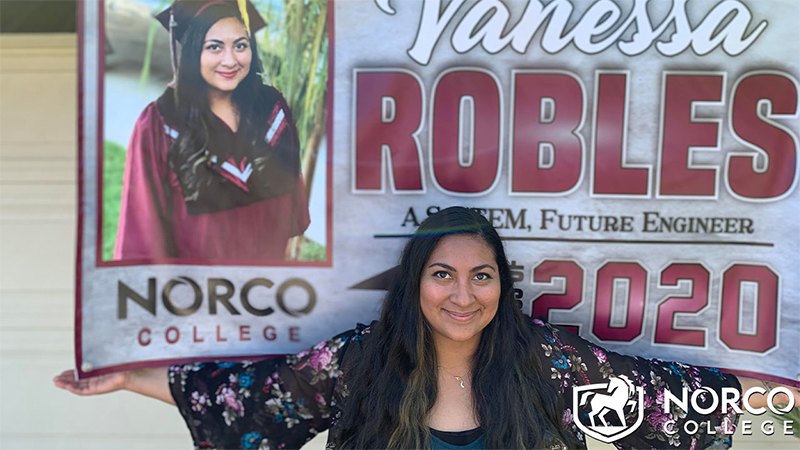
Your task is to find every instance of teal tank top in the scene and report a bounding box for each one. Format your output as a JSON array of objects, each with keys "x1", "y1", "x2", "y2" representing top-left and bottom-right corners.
[{"x1": 429, "y1": 428, "x2": 485, "y2": 449}]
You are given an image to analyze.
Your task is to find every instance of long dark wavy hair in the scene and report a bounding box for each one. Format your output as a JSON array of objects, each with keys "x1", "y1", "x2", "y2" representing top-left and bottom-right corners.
[
  {"x1": 336, "y1": 207, "x2": 579, "y2": 449},
  {"x1": 168, "y1": 3, "x2": 273, "y2": 198}
]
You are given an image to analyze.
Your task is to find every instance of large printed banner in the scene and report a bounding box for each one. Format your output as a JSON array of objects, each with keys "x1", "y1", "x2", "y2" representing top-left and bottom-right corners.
[{"x1": 78, "y1": 0, "x2": 800, "y2": 384}]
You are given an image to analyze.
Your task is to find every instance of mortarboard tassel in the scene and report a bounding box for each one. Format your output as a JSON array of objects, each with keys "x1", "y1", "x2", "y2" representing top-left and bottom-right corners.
[
  {"x1": 168, "y1": 8, "x2": 178, "y2": 87},
  {"x1": 237, "y1": 0, "x2": 251, "y2": 36}
]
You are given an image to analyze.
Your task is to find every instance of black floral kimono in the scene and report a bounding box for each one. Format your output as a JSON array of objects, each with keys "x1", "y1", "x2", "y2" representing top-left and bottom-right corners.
[{"x1": 168, "y1": 320, "x2": 741, "y2": 449}]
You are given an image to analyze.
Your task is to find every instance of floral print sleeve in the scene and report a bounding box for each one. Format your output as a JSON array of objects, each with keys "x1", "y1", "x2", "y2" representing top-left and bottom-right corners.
[
  {"x1": 168, "y1": 326, "x2": 366, "y2": 450},
  {"x1": 533, "y1": 319, "x2": 741, "y2": 450}
]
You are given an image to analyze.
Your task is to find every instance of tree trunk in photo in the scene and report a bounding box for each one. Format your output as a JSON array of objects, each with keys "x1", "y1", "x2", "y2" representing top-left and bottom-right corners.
[
  {"x1": 290, "y1": 103, "x2": 328, "y2": 259},
  {"x1": 267, "y1": 0, "x2": 327, "y2": 261}
]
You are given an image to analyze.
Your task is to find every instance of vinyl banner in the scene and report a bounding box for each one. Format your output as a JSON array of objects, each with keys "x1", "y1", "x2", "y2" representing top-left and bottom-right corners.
[{"x1": 77, "y1": 0, "x2": 800, "y2": 384}]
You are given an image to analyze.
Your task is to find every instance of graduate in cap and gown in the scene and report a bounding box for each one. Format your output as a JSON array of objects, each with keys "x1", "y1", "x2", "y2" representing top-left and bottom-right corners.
[{"x1": 114, "y1": 0, "x2": 311, "y2": 261}]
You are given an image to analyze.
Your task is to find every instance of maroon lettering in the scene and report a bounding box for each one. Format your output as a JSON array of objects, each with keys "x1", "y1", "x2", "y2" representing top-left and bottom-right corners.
[
  {"x1": 659, "y1": 75, "x2": 723, "y2": 197},
  {"x1": 593, "y1": 73, "x2": 649, "y2": 196},
  {"x1": 355, "y1": 71, "x2": 424, "y2": 191},
  {"x1": 193, "y1": 326, "x2": 204, "y2": 343},
  {"x1": 431, "y1": 70, "x2": 501, "y2": 193},
  {"x1": 728, "y1": 73, "x2": 798, "y2": 199},
  {"x1": 593, "y1": 262, "x2": 647, "y2": 342},
  {"x1": 512, "y1": 73, "x2": 584, "y2": 193},
  {"x1": 531, "y1": 260, "x2": 583, "y2": 333},
  {"x1": 165, "y1": 327, "x2": 180, "y2": 344},
  {"x1": 138, "y1": 328, "x2": 151, "y2": 346},
  {"x1": 289, "y1": 327, "x2": 301, "y2": 342},
  {"x1": 654, "y1": 263, "x2": 710, "y2": 347},
  {"x1": 216, "y1": 325, "x2": 227, "y2": 342},
  {"x1": 719, "y1": 264, "x2": 778, "y2": 353}
]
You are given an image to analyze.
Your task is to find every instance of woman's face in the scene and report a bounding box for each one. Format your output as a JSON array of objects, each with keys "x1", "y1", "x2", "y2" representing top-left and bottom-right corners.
[
  {"x1": 419, "y1": 234, "x2": 501, "y2": 346},
  {"x1": 200, "y1": 17, "x2": 252, "y2": 94}
]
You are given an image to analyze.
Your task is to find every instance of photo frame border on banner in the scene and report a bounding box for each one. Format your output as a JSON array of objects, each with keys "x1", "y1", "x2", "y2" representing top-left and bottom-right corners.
[{"x1": 91, "y1": 0, "x2": 334, "y2": 269}]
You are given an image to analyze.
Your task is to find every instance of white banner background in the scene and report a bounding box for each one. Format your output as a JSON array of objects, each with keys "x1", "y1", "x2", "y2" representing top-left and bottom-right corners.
[{"x1": 78, "y1": 0, "x2": 799, "y2": 384}]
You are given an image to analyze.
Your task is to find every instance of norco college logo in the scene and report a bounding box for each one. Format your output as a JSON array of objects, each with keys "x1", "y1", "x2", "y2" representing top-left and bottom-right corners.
[
  {"x1": 573, "y1": 375, "x2": 797, "y2": 444},
  {"x1": 573, "y1": 375, "x2": 644, "y2": 443}
]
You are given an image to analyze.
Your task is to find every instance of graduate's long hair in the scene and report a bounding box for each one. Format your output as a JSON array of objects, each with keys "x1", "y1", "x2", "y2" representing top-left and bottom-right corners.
[
  {"x1": 336, "y1": 207, "x2": 578, "y2": 449},
  {"x1": 168, "y1": 3, "x2": 274, "y2": 200}
]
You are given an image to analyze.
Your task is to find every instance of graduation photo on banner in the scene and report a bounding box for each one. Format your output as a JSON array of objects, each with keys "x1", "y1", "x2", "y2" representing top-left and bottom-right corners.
[{"x1": 101, "y1": 0, "x2": 327, "y2": 265}]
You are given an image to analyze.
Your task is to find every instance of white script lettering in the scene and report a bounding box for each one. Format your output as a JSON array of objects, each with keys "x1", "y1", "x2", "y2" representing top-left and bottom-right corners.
[{"x1": 373, "y1": 0, "x2": 768, "y2": 65}]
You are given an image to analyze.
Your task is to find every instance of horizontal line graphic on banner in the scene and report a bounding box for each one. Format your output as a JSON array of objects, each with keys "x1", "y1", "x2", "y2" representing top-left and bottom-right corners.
[{"x1": 373, "y1": 235, "x2": 774, "y2": 247}]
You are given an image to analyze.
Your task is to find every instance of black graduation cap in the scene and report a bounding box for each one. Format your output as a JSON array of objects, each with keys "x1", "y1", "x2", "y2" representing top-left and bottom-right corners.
[{"x1": 155, "y1": 0, "x2": 267, "y2": 42}]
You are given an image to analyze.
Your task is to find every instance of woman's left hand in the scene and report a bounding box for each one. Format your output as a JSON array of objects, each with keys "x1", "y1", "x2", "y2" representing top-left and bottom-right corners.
[{"x1": 736, "y1": 376, "x2": 800, "y2": 410}]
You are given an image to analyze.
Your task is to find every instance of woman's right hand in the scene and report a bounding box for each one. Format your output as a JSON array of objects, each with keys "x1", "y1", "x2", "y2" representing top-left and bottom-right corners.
[
  {"x1": 53, "y1": 369, "x2": 128, "y2": 396},
  {"x1": 53, "y1": 367, "x2": 175, "y2": 405}
]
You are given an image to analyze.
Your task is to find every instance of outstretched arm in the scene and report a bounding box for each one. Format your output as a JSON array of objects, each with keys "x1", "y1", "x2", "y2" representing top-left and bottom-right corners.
[
  {"x1": 55, "y1": 324, "x2": 369, "y2": 449},
  {"x1": 736, "y1": 376, "x2": 800, "y2": 410},
  {"x1": 534, "y1": 320, "x2": 743, "y2": 449},
  {"x1": 53, "y1": 366, "x2": 174, "y2": 405}
]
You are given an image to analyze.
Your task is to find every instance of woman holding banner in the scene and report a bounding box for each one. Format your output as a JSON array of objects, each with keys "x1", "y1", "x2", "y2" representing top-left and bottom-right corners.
[
  {"x1": 56, "y1": 207, "x2": 800, "y2": 449},
  {"x1": 113, "y1": 0, "x2": 309, "y2": 262}
]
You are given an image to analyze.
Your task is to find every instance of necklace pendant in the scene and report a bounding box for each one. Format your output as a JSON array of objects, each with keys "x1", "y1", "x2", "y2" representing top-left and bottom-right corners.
[{"x1": 455, "y1": 376, "x2": 465, "y2": 389}]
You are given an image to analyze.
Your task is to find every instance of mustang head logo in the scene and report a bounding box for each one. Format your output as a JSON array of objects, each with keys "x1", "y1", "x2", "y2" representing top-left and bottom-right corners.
[{"x1": 572, "y1": 375, "x2": 645, "y2": 443}]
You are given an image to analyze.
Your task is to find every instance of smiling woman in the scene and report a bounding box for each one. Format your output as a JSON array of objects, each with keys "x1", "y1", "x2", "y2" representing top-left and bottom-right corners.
[
  {"x1": 111, "y1": 0, "x2": 310, "y2": 262},
  {"x1": 419, "y1": 234, "x2": 502, "y2": 433},
  {"x1": 55, "y1": 207, "x2": 800, "y2": 449},
  {"x1": 420, "y1": 235, "x2": 500, "y2": 349},
  {"x1": 199, "y1": 18, "x2": 253, "y2": 103}
]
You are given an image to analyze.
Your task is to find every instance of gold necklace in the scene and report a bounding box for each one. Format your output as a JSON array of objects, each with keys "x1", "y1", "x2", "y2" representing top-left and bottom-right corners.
[{"x1": 438, "y1": 365, "x2": 468, "y2": 389}]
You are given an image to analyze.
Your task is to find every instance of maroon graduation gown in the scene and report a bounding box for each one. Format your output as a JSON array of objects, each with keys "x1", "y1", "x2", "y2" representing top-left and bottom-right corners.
[{"x1": 114, "y1": 97, "x2": 311, "y2": 262}]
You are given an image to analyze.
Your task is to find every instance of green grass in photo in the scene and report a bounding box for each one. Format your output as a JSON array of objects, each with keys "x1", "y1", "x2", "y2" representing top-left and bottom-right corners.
[
  {"x1": 102, "y1": 140, "x2": 126, "y2": 261},
  {"x1": 299, "y1": 237, "x2": 325, "y2": 262}
]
